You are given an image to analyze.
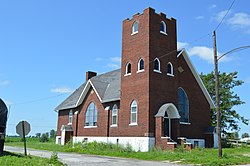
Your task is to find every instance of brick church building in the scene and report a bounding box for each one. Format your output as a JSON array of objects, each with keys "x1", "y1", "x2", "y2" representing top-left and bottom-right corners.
[{"x1": 55, "y1": 7, "x2": 216, "y2": 151}]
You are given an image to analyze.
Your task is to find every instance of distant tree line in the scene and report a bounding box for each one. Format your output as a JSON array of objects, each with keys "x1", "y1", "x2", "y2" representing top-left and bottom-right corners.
[{"x1": 35, "y1": 129, "x2": 56, "y2": 142}]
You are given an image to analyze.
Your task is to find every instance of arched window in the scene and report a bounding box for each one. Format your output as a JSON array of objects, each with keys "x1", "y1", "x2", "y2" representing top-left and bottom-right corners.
[
  {"x1": 167, "y1": 62, "x2": 174, "y2": 76},
  {"x1": 132, "y1": 21, "x2": 138, "y2": 34},
  {"x1": 178, "y1": 88, "x2": 189, "y2": 123},
  {"x1": 125, "y1": 62, "x2": 131, "y2": 75},
  {"x1": 85, "y1": 102, "x2": 98, "y2": 126},
  {"x1": 130, "y1": 100, "x2": 138, "y2": 124},
  {"x1": 154, "y1": 58, "x2": 161, "y2": 72},
  {"x1": 68, "y1": 110, "x2": 73, "y2": 124},
  {"x1": 138, "y1": 58, "x2": 144, "y2": 71},
  {"x1": 160, "y1": 21, "x2": 167, "y2": 34},
  {"x1": 112, "y1": 104, "x2": 118, "y2": 126}
]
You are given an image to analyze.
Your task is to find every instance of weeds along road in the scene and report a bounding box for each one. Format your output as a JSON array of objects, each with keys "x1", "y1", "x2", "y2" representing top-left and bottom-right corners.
[{"x1": 4, "y1": 146, "x2": 184, "y2": 166}]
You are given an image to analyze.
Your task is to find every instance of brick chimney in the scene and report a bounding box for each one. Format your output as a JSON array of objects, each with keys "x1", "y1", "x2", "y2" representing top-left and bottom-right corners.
[{"x1": 86, "y1": 71, "x2": 97, "y2": 81}]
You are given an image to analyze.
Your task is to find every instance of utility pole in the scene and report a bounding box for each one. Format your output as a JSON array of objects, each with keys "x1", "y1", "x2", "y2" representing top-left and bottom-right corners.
[{"x1": 213, "y1": 30, "x2": 222, "y2": 157}]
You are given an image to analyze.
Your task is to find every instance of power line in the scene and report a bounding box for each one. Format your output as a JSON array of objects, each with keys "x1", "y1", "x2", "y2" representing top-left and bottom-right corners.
[
  {"x1": 215, "y1": 0, "x2": 236, "y2": 31},
  {"x1": 10, "y1": 93, "x2": 67, "y2": 106}
]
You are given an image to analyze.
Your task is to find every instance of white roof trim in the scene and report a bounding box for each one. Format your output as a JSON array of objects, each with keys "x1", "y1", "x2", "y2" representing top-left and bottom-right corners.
[
  {"x1": 75, "y1": 80, "x2": 91, "y2": 107},
  {"x1": 178, "y1": 49, "x2": 215, "y2": 109},
  {"x1": 75, "y1": 80, "x2": 103, "y2": 108},
  {"x1": 89, "y1": 80, "x2": 103, "y2": 102}
]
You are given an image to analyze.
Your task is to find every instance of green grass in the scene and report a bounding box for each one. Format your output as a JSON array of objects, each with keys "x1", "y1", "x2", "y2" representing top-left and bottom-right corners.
[
  {"x1": 5, "y1": 136, "x2": 250, "y2": 166},
  {"x1": 0, "y1": 151, "x2": 65, "y2": 166}
]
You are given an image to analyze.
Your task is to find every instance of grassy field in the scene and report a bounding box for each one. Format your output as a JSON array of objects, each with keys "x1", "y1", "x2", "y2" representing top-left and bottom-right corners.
[
  {"x1": 5, "y1": 136, "x2": 250, "y2": 166},
  {"x1": 0, "y1": 151, "x2": 65, "y2": 166}
]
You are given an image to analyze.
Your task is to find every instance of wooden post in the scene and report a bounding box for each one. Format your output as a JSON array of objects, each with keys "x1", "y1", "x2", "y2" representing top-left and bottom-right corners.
[
  {"x1": 22, "y1": 121, "x2": 27, "y2": 156},
  {"x1": 213, "y1": 30, "x2": 222, "y2": 157}
]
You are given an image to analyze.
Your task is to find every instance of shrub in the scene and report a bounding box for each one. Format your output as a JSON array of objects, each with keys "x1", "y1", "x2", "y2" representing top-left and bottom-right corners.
[{"x1": 39, "y1": 133, "x2": 49, "y2": 142}]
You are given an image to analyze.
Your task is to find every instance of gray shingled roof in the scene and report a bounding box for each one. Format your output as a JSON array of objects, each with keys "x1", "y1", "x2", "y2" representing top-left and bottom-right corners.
[
  {"x1": 55, "y1": 69, "x2": 121, "y2": 111},
  {"x1": 55, "y1": 82, "x2": 87, "y2": 111}
]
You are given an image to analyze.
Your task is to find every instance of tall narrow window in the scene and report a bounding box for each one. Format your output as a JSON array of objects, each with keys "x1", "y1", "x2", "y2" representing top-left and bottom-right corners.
[
  {"x1": 167, "y1": 62, "x2": 174, "y2": 76},
  {"x1": 160, "y1": 21, "x2": 167, "y2": 34},
  {"x1": 154, "y1": 58, "x2": 161, "y2": 72},
  {"x1": 178, "y1": 88, "x2": 189, "y2": 123},
  {"x1": 68, "y1": 110, "x2": 73, "y2": 124},
  {"x1": 85, "y1": 102, "x2": 98, "y2": 127},
  {"x1": 132, "y1": 21, "x2": 138, "y2": 34},
  {"x1": 112, "y1": 104, "x2": 118, "y2": 126},
  {"x1": 125, "y1": 62, "x2": 131, "y2": 75},
  {"x1": 138, "y1": 58, "x2": 144, "y2": 72},
  {"x1": 130, "y1": 100, "x2": 138, "y2": 124}
]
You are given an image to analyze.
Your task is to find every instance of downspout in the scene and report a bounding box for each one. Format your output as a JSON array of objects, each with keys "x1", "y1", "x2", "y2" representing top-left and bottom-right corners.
[
  {"x1": 75, "y1": 111, "x2": 79, "y2": 138},
  {"x1": 107, "y1": 109, "x2": 110, "y2": 138}
]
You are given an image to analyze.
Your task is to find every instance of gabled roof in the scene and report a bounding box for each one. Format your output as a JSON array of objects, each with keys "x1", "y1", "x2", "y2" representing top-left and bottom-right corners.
[
  {"x1": 55, "y1": 69, "x2": 121, "y2": 111},
  {"x1": 55, "y1": 49, "x2": 215, "y2": 111},
  {"x1": 177, "y1": 49, "x2": 215, "y2": 109}
]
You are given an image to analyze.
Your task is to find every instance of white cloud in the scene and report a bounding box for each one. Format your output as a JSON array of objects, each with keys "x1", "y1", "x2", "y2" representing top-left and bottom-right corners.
[
  {"x1": 107, "y1": 63, "x2": 120, "y2": 69},
  {"x1": 213, "y1": 10, "x2": 231, "y2": 22},
  {"x1": 0, "y1": 80, "x2": 9, "y2": 86},
  {"x1": 195, "y1": 16, "x2": 205, "y2": 20},
  {"x1": 188, "y1": 46, "x2": 232, "y2": 64},
  {"x1": 107, "y1": 57, "x2": 121, "y2": 69},
  {"x1": 213, "y1": 10, "x2": 250, "y2": 34},
  {"x1": 189, "y1": 46, "x2": 215, "y2": 63},
  {"x1": 95, "y1": 58, "x2": 102, "y2": 61},
  {"x1": 209, "y1": 4, "x2": 217, "y2": 9},
  {"x1": 51, "y1": 87, "x2": 73, "y2": 94},
  {"x1": 227, "y1": 12, "x2": 250, "y2": 33},
  {"x1": 177, "y1": 42, "x2": 189, "y2": 50},
  {"x1": 110, "y1": 57, "x2": 121, "y2": 63}
]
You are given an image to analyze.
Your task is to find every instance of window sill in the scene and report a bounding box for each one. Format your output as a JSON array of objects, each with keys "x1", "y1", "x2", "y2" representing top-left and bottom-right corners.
[
  {"x1": 180, "y1": 122, "x2": 191, "y2": 125},
  {"x1": 153, "y1": 70, "x2": 162, "y2": 73},
  {"x1": 84, "y1": 126, "x2": 98, "y2": 128},
  {"x1": 136, "y1": 69, "x2": 144, "y2": 73},
  {"x1": 124, "y1": 73, "x2": 131, "y2": 77},
  {"x1": 110, "y1": 124, "x2": 118, "y2": 128},
  {"x1": 160, "y1": 31, "x2": 168, "y2": 35},
  {"x1": 67, "y1": 123, "x2": 72, "y2": 125},
  {"x1": 167, "y1": 73, "x2": 174, "y2": 77},
  {"x1": 131, "y1": 31, "x2": 138, "y2": 35},
  {"x1": 129, "y1": 123, "x2": 138, "y2": 126}
]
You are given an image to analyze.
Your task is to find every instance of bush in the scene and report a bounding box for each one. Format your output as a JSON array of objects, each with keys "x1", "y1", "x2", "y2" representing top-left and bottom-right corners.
[{"x1": 39, "y1": 133, "x2": 49, "y2": 142}]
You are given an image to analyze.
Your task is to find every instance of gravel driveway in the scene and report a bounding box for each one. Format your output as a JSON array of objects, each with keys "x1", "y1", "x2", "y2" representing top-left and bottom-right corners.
[{"x1": 4, "y1": 146, "x2": 183, "y2": 166}]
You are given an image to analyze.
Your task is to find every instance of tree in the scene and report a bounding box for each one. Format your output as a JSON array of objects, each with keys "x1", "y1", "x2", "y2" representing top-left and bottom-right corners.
[
  {"x1": 35, "y1": 133, "x2": 41, "y2": 138},
  {"x1": 242, "y1": 132, "x2": 249, "y2": 138},
  {"x1": 39, "y1": 133, "x2": 49, "y2": 142},
  {"x1": 50, "y1": 129, "x2": 56, "y2": 139},
  {"x1": 226, "y1": 132, "x2": 239, "y2": 140},
  {"x1": 200, "y1": 71, "x2": 249, "y2": 133}
]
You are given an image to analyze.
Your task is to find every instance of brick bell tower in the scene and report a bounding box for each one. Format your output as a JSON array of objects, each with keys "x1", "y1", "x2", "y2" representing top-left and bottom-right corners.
[{"x1": 119, "y1": 7, "x2": 177, "y2": 138}]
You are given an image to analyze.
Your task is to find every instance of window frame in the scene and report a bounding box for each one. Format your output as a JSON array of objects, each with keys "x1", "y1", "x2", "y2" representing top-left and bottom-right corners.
[
  {"x1": 125, "y1": 62, "x2": 132, "y2": 76},
  {"x1": 178, "y1": 87, "x2": 189, "y2": 124},
  {"x1": 137, "y1": 58, "x2": 145, "y2": 73},
  {"x1": 68, "y1": 110, "x2": 73, "y2": 125},
  {"x1": 84, "y1": 102, "x2": 98, "y2": 128},
  {"x1": 130, "y1": 100, "x2": 138, "y2": 125},
  {"x1": 131, "y1": 21, "x2": 138, "y2": 35},
  {"x1": 167, "y1": 62, "x2": 174, "y2": 77},
  {"x1": 153, "y1": 58, "x2": 161, "y2": 73},
  {"x1": 111, "y1": 104, "x2": 118, "y2": 127},
  {"x1": 160, "y1": 21, "x2": 167, "y2": 35}
]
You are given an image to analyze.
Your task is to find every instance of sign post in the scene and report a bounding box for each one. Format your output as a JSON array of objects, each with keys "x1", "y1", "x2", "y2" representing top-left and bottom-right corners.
[{"x1": 16, "y1": 121, "x2": 30, "y2": 156}]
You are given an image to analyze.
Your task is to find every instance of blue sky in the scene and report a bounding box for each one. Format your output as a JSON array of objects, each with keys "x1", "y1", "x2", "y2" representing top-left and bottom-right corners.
[{"x1": 0, "y1": 0, "x2": 249, "y2": 137}]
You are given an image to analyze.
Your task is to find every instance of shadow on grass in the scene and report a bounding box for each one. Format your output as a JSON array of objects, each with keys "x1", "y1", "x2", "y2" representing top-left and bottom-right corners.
[{"x1": 0, "y1": 151, "x2": 23, "y2": 158}]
